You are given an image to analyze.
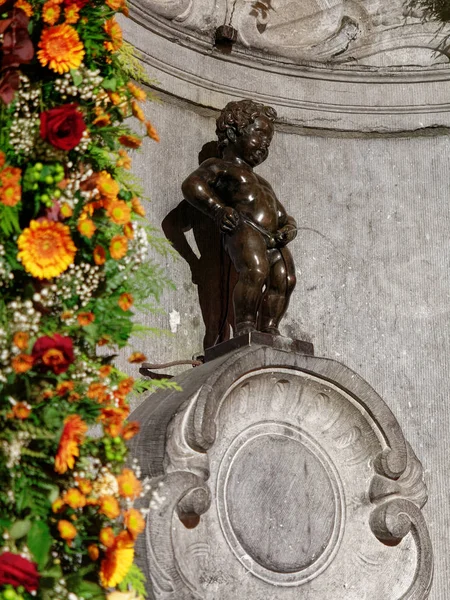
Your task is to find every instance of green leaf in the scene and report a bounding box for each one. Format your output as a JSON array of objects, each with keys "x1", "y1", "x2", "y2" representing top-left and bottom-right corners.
[
  {"x1": 72, "y1": 580, "x2": 104, "y2": 600},
  {"x1": 102, "y1": 77, "x2": 117, "y2": 91},
  {"x1": 28, "y1": 520, "x2": 52, "y2": 570},
  {"x1": 71, "y1": 69, "x2": 83, "y2": 87},
  {"x1": 43, "y1": 405, "x2": 63, "y2": 429},
  {"x1": 9, "y1": 519, "x2": 31, "y2": 539},
  {"x1": 118, "y1": 563, "x2": 147, "y2": 596}
]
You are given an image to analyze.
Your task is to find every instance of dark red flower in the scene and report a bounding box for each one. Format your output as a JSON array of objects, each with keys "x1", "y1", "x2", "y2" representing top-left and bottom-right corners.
[
  {"x1": 32, "y1": 334, "x2": 74, "y2": 374},
  {"x1": 63, "y1": 0, "x2": 89, "y2": 7},
  {"x1": 40, "y1": 104, "x2": 86, "y2": 151},
  {"x1": 0, "y1": 6, "x2": 34, "y2": 103},
  {"x1": 0, "y1": 552, "x2": 40, "y2": 592}
]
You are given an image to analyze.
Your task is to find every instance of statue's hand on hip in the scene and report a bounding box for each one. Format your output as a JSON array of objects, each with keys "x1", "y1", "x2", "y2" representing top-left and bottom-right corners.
[{"x1": 217, "y1": 206, "x2": 239, "y2": 234}]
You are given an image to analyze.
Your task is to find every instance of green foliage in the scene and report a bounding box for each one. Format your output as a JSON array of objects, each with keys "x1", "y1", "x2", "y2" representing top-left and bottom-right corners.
[{"x1": 118, "y1": 563, "x2": 147, "y2": 596}]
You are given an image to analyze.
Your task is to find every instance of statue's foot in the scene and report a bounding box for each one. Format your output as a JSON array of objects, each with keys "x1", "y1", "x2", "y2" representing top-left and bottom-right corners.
[
  {"x1": 260, "y1": 326, "x2": 281, "y2": 336},
  {"x1": 235, "y1": 321, "x2": 257, "y2": 336}
]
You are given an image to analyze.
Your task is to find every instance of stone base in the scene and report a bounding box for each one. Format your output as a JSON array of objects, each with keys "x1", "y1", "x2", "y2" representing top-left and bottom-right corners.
[{"x1": 129, "y1": 342, "x2": 433, "y2": 599}]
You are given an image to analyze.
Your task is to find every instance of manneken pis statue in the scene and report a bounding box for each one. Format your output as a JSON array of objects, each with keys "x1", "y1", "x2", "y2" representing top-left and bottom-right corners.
[{"x1": 181, "y1": 99, "x2": 297, "y2": 337}]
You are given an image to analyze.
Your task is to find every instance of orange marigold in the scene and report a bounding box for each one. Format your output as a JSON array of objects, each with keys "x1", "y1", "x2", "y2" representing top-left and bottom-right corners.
[
  {"x1": 116, "y1": 149, "x2": 131, "y2": 170},
  {"x1": 93, "y1": 110, "x2": 111, "y2": 127},
  {"x1": 17, "y1": 219, "x2": 76, "y2": 279},
  {"x1": 100, "y1": 406, "x2": 129, "y2": 437},
  {"x1": 118, "y1": 134, "x2": 141, "y2": 149},
  {"x1": 56, "y1": 380, "x2": 74, "y2": 396},
  {"x1": 97, "y1": 171, "x2": 119, "y2": 201},
  {"x1": 122, "y1": 421, "x2": 140, "y2": 440},
  {"x1": 127, "y1": 82, "x2": 146, "y2": 102},
  {"x1": 118, "y1": 292, "x2": 133, "y2": 311},
  {"x1": 76, "y1": 477, "x2": 93, "y2": 495},
  {"x1": 55, "y1": 414, "x2": 88, "y2": 474},
  {"x1": 93, "y1": 245, "x2": 106, "y2": 265},
  {"x1": 42, "y1": 0, "x2": 61, "y2": 25},
  {"x1": 58, "y1": 520, "x2": 77, "y2": 545},
  {"x1": 131, "y1": 197, "x2": 145, "y2": 217},
  {"x1": 88, "y1": 544, "x2": 99, "y2": 561},
  {"x1": 117, "y1": 468, "x2": 142, "y2": 499},
  {"x1": 64, "y1": 3, "x2": 80, "y2": 24},
  {"x1": 52, "y1": 498, "x2": 64, "y2": 513},
  {"x1": 106, "y1": 200, "x2": 131, "y2": 225},
  {"x1": 118, "y1": 377, "x2": 134, "y2": 396},
  {"x1": 99, "y1": 364, "x2": 112, "y2": 378},
  {"x1": 123, "y1": 222, "x2": 134, "y2": 240},
  {"x1": 63, "y1": 488, "x2": 86, "y2": 509},
  {"x1": 38, "y1": 24, "x2": 85, "y2": 74},
  {"x1": 77, "y1": 216, "x2": 96, "y2": 238},
  {"x1": 98, "y1": 495, "x2": 120, "y2": 519},
  {"x1": 15, "y1": 0, "x2": 33, "y2": 16},
  {"x1": 131, "y1": 100, "x2": 145, "y2": 123},
  {"x1": 145, "y1": 121, "x2": 160, "y2": 142},
  {"x1": 87, "y1": 382, "x2": 108, "y2": 402},
  {"x1": 0, "y1": 183, "x2": 21, "y2": 207},
  {"x1": 99, "y1": 526, "x2": 115, "y2": 549},
  {"x1": 11, "y1": 353, "x2": 33, "y2": 374},
  {"x1": 100, "y1": 531, "x2": 134, "y2": 587},
  {"x1": 128, "y1": 352, "x2": 146, "y2": 363},
  {"x1": 123, "y1": 508, "x2": 145, "y2": 540},
  {"x1": 10, "y1": 402, "x2": 31, "y2": 420},
  {"x1": 105, "y1": 0, "x2": 126, "y2": 10},
  {"x1": 0, "y1": 166, "x2": 21, "y2": 184},
  {"x1": 109, "y1": 235, "x2": 127, "y2": 260},
  {"x1": 77, "y1": 312, "x2": 95, "y2": 326},
  {"x1": 13, "y1": 331, "x2": 29, "y2": 350},
  {"x1": 0, "y1": 151, "x2": 5, "y2": 168},
  {"x1": 60, "y1": 203, "x2": 73, "y2": 219},
  {"x1": 103, "y1": 18, "x2": 123, "y2": 53}
]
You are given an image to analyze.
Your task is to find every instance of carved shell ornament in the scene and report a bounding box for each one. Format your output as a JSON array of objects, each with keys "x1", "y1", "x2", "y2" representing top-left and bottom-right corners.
[{"x1": 135, "y1": 0, "x2": 450, "y2": 65}]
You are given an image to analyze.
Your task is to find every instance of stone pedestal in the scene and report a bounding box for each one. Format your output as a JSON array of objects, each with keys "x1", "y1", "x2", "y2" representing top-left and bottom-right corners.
[{"x1": 129, "y1": 340, "x2": 433, "y2": 599}]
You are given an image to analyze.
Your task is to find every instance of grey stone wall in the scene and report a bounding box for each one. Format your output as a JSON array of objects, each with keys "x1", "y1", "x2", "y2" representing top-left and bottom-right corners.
[{"x1": 119, "y1": 6, "x2": 450, "y2": 596}]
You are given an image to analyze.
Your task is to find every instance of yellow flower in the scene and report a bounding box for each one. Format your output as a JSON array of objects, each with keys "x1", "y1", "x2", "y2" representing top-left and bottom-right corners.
[
  {"x1": 1, "y1": 182, "x2": 21, "y2": 207},
  {"x1": 42, "y1": 0, "x2": 61, "y2": 25},
  {"x1": 38, "y1": 24, "x2": 85, "y2": 74},
  {"x1": 17, "y1": 219, "x2": 76, "y2": 279},
  {"x1": 131, "y1": 100, "x2": 145, "y2": 123},
  {"x1": 63, "y1": 488, "x2": 86, "y2": 509},
  {"x1": 117, "y1": 469, "x2": 142, "y2": 499},
  {"x1": 131, "y1": 197, "x2": 145, "y2": 217},
  {"x1": 15, "y1": 0, "x2": 33, "y2": 16},
  {"x1": 127, "y1": 82, "x2": 146, "y2": 102},
  {"x1": 58, "y1": 520, "x2": 77, "y2": 545},
  {"x1": 116, "y1": 149, "x2": 131, "y2": 169},
  {"x1": 99, "y1": 527, "x2": 115, "y2": 548},
  {"x1": 100, "y1": 531, "x2": 134, "y2": 587},
  {"x1": 97, "y1": 171, "x2": 119, "y2": 201},
  {"x1": 103, "y1": 18, "x2": 123, "y2": 53},
  {"x1": 64, "y1": 3, "x2": 80, "y2": 24},
  {"x1": 109, "y1": 235, "x2": 128, "y2": 260},
  {"x1": 106, "y1": 200, "x2": 131, "y2": 225},
  {"x1": 98, "y1": 495, "x2": 120, "y2": 519},
  {"x1": 77, "y1": 216, "x2": 96, "y2": 238},
  {"x1": 123, "y1": 508, "x2": 145, "y2": 539}
]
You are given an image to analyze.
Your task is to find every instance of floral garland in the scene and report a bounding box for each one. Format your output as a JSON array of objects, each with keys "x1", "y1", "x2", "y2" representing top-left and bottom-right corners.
[{"x1": 0, "y1": 1, "x2": 171, "y2": 599}]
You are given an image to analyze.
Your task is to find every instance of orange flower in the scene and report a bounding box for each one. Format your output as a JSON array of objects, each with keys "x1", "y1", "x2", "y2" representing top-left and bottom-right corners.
[
  {"x1": 13, "y1": 331, "x2": 29, "y2": 350},
  {"x1": 131, "y1": 197, "x2": 145, "y2": 217},
  {"x1": 0, "y1": 151, "x2": 5, "y2": 169},
  {"x1": 128, "y1": 352, "x2": 146, "y2": 363},
  {"x1": 105, "y1": 0, "x2": 126, "y2": 10},
  {"x1": 18, "y1": 219, "x2": 76, "y2": 279},
  {"x1": 106, "y1": 200, "x2": 131, "y2": 225},
  {"x1": 123, "y1": 222, "x2": 134, "y2": 239},
  {"x1": 55, "y1": 414, "x2": 88, "y2": 474},
  {"x1": 52, "y1": 498, "x2": 64, "y2": 513},
  {"x1": 77, "y1": 312, "x2": 95, "y2": 326},
  {"x1": 100, "y1": 531, "x2": 134, "y2": 587},
  {"x1": 99, "y1": 526, "x2": 115, "y2": 549},
  {"x1": 88, "y1": 544, "x2": 99, "y2": 561},
  {"x1": 61, "y1": 310, "x2": 73, "y2": 321},
  {"x1": 93, "y1": 245, "x2": 106, "y2": 265},
  {"x1": 87, "y1": 382, "x2": 108, "y2": 402},
  {"x1": 97, "y1": 171, "x2": 119, "y2": 201},
  {"x1": 118, "y1": 293, "x2": 133, "y2": 311},
  {"x1": 131, "y1": 100, "x2": 145, "y2": 122},
  {"x1": 63, "y1": 488, "x2": 86, "y2": 509},
  {"x1": 56, "y1": 380, "x2": 74, "y2": 396},
  {"x1": 97, "y1": 335, "x2": 111, "y2": 346},
  {"x1": 103, "y1": 18, "x2": 123, "y2": 53},
  {"x1": 118, "y1": 134, "x2": 141, "y2": 149},
  {"x1": 123, "y1": 508, "x2": 145, "y2": 540},
  {"x1": 11, "y1": 353, "x2": 33, "y2": 374},
  {"x1": 145, "y1": 121, "x2": 160, "y2": 142},
  {"x1": 109, "y1": 91, "x2": 122, "y2": 106},
  {"x1": 0, "y1": 183, "x2": 21, "y2": 206},
  {"x1": 0, "y1": 166, "x2": 21, "y2": 184},
  {"x1": 116, "y1": 150, "x2": 131, "y2": 170},
  {"x1": 118, "y1": 377, "x2": 134, "y2": 396},
  {"x1": 64, "y1": 3, "x2": 80, "y2": 24},
  {"x1": 109, "y1": 235, "x2": 127, "y2": 260},
  {"x1": 76, "y1": 477, "x2": 93, "y2": 495},
  {"x1": 98, "y1": 495, "x2": 120, "y2": 519},
  {"x1": 68, "y1": 391, "x2": 80, "y2": 403},
  {"x1": 127, "y1": 82, "x2": 146, "y2": 102},
  {"x1": 42, "y1": 0, "x2": 61, "y2": 25},
  {"x1": 100, "y1": 406, "x2": 129, "y2": 437},
  {"x1": 15, "y1": 0, "x2": 33, "y2": 15},
  {"x1": 43, "y1": 348, "x2": 67, "y2": 371},
  {"x1": 10, "y1": 402, "x2": 31, "y2": 420},
  {"x1": 122, "y1": 421, "x2": 140, "y2": 441},
  {"x1": 60, "y1": 203, "x2": 73, "y2": 218},
  {"x1": 58, "y1": 520, "x2": 77, "y2": 545},
  {"x1": 38, "y1": 24, "x2": 85, "y2": 74},
  {"x1": 99, "y1": 364, "x2": 112, "y2": 378},
  {"x1": 117, "y1": 469, "x2": 142, "y2": 499},
  {"x1": 77, "y1": 217, "x2": 96, "y2": 239},
  {"x1": 93, "y1": 109, "x2": 111, "y2": 127}
]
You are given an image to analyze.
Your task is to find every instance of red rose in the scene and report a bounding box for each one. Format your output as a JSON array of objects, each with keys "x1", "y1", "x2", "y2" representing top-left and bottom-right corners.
[
  {"x1": 0, "y1": 552, "x2": 40, "y2": 592},
  {"x1": 32, "y1": 333, "x2": 74, "y2": 374},
  {"x1": 63, "y1": 0, "x2": 89, "y2": 7},
  {"x1": 40, "y1": 104, "x2": 86, "y2": 151}
]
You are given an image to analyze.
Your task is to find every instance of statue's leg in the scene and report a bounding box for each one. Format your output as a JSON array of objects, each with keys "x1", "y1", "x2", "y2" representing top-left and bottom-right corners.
[
  {"x1": 259, "y1": 246, "x2": 296, "y2": 335},
  {"x1": 224, "y1": 226, "x2": 269, "y2": 335}
]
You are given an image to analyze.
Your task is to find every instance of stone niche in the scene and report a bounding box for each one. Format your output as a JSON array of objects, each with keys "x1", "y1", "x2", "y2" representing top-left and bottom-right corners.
[{"x1": 129, "y1": 339, "x2": 433, "y2": 599}]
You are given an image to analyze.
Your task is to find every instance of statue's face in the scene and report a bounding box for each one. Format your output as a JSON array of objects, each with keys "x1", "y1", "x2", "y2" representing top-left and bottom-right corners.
[{"x1": 232, "y1": 115, "x2": 274, "y2": 167}]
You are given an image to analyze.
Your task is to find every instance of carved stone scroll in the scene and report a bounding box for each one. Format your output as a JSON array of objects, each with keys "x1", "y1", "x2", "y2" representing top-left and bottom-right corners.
[{"x1": 129, "y1": 339, "x2": 433, "y2": 599}]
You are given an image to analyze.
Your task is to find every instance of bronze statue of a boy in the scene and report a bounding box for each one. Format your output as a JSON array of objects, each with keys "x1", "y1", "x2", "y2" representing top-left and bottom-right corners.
[{"x1": 182, "y1": 99, "x2": 297, "y2": 337}]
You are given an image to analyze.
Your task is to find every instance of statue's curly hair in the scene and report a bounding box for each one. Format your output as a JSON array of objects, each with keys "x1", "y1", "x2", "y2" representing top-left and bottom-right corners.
[{"x1": 216, "y1": 99, "x2": 277, "y2": 152}]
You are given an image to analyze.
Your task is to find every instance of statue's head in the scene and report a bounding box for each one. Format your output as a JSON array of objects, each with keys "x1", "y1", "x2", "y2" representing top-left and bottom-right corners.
[{"x1": 216, "y1": 99, "x2": 277, "y2": 166}]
